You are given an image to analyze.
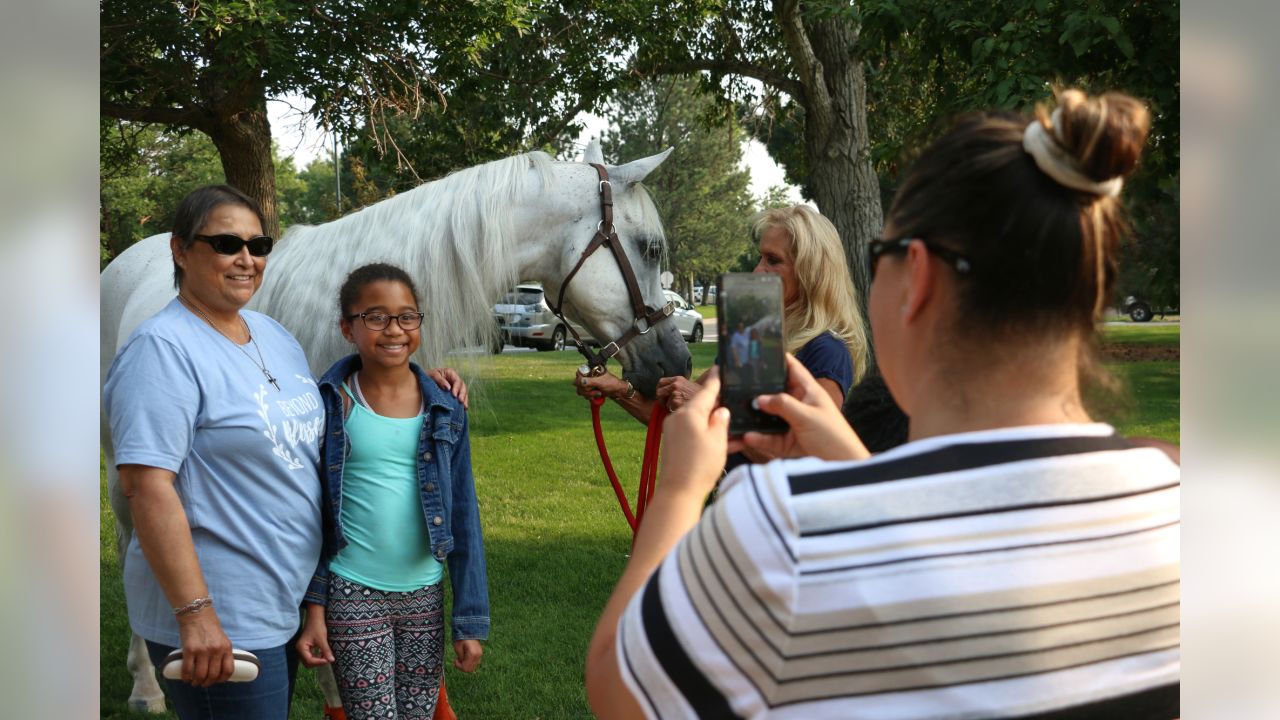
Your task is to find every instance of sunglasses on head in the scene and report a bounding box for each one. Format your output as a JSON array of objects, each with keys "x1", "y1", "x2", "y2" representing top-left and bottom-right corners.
[
  {"x1": 867, "y1": 237, "x2": 972, "y2": 279},
  {"x1": 193, "y1": 233, "x2": 274, "y2": 257}
]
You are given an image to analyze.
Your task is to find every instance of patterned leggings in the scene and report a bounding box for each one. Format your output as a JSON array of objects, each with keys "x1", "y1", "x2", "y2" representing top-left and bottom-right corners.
[{"x1": 327, "y1": 575, "x2": 445, "y2": 719}]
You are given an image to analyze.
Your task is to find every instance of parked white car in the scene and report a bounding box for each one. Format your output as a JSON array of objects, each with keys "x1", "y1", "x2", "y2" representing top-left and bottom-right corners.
[{"x1": 663, "y1": 290, "x2": 704, "y2": 343}]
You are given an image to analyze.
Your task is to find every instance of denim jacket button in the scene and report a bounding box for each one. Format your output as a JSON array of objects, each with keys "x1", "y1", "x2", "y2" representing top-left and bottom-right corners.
[
  {"x1": 425, "y1": 482, "x2": 436, "y2": 492},
  {"x1": 433, "y1": 516, "x2": 443, "y2": 526},
  {"x1": 422, "y1": 451, "x2": 433, "y2": 461}
]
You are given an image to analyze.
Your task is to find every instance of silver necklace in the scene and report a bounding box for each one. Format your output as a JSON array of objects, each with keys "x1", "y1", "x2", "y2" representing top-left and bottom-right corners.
[{"x1": 179, "y1": 295, "x2": 280, "y2": 391}]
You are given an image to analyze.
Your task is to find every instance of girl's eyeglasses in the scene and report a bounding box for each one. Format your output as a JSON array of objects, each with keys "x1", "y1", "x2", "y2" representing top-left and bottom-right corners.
[
  {"x1": 346, "y1": 311, "x2": 426, "y2": 331},
  {"x1": 193, "y1": 233, "x2": 275, "y2": 257},
  {"x1": 868, "y1": 237, "x2": 972, "y2": 279}
]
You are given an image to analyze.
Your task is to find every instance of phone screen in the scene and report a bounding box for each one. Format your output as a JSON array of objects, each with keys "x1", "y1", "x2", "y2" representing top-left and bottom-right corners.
[{"x1": 717, "y1": 273, "x2": 788, "y2": 435}]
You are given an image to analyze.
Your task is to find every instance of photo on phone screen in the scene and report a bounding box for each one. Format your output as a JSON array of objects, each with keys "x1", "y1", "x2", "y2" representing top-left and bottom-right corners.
[{"x1": 717, "y1": 273, "x2": 788, "y2": 435}]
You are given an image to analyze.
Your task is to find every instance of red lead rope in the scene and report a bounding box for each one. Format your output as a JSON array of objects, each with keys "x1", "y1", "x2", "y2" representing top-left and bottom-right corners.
[{"x1": 590, "y1": 396, "x2": 668, "y2": 537}]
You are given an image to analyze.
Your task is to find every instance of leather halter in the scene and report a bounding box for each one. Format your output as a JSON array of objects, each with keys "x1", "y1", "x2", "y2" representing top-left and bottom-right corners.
[{"x1": 548, "y1": 163, "x2": 674, "y2": 373}]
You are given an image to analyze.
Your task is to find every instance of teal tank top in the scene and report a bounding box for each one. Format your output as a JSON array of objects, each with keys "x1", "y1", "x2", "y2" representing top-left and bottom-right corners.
[{"x1": 329, "y1": 383, "x2": 443, "y2": 591}]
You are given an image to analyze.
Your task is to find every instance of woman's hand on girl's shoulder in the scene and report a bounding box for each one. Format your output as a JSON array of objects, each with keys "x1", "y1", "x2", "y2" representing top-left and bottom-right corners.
[{"x1": 427, "y1": 367, "x2": 468, "y2": 409}]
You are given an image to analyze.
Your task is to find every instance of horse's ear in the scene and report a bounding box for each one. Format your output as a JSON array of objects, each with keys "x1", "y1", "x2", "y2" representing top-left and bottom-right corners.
[
  {"x1": 583, "y1": 138, "x2": 605, "y2": 165},
  {"x1": 611, "y1": 147, "x2": 673, "y2": 185}
]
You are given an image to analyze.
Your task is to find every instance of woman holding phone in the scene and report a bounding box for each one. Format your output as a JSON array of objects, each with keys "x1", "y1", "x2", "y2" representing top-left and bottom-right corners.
[{"x1": 586, "y1": 89, "x2": 1179, "y2": 718}]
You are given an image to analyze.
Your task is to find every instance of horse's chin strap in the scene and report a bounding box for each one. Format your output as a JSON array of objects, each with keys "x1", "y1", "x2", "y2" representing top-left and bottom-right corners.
[{"x1": 548, "y1": 162, "x2": 675, "y2": 375}]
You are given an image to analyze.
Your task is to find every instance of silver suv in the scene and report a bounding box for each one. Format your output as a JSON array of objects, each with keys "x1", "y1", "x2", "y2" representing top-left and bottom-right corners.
[
  {"x1": 492, "y1": 285, "x2": 704, "y2": 353},
  {"x1": 492, "y1": 284, "x2": 587, "y2": 352}
]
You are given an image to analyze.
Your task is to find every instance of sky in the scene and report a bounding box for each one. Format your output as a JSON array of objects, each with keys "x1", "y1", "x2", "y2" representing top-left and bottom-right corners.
[{"x1": 267, "y1": 97, "x2": 803, "y2": 204}]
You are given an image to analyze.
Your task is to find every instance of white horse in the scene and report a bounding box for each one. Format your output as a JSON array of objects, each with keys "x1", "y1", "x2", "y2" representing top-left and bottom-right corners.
[{"x1": 100, "y1": 143, "x2": 690, "y2": 713}]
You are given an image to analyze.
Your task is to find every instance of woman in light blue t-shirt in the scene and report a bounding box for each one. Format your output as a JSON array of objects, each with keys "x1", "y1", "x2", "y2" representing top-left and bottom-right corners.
[{"x1": 104, "y1": 185, "x2": 322, "y2": 720}]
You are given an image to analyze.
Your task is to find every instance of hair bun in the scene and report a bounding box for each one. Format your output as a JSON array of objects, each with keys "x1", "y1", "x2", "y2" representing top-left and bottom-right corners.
[{"x1": 1051, "y1": 89, "x2": 1150, "y2": 182}]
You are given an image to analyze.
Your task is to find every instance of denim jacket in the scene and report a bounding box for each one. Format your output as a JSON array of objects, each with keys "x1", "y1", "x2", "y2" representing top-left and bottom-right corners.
[{"x1": 304, "y1": 354, "x2": 490, "y2": 641}]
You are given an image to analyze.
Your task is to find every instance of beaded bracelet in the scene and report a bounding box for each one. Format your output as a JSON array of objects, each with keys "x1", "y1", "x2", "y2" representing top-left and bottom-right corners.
[{"x1": 173, "y1": 596, "x2": 213, "y2": 617}]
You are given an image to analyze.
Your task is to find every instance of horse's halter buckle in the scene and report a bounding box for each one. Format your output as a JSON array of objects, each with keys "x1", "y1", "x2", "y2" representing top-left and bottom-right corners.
[{"x1": 548, "y1": 163, "x2": 675, "y2": 375}]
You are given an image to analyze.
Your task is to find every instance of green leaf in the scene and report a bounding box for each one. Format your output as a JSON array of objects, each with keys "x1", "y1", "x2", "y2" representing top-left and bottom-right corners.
[
  {"x1": 972, "y1": 36, "x2": 995, "y2": 64},
  {"x1": 995, "y1": 76, "x2": 1014, "y2": 105}
]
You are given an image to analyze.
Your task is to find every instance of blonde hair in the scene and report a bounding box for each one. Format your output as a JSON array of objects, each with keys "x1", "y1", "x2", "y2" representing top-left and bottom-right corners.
[{"x1": 751, "y1": 205, "x2": 868, "y2": 381}]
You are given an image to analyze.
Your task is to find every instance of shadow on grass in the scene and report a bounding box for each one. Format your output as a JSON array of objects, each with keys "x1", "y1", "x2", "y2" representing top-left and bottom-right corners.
[
  {"x1": 468, "y1": 343, "x2": 719, "y2": 441},
  {"x1": 441, "y1": 531, "x2": 631, "y2": 719},
  {"x1": 1095, "y1": 361, "x2": 1181, "y2": 443},
  {"x1": 469, "y1": 376, "x2": 610, "y2": 438},
  {"x1": 101, "y1": 530, "x2": 631, "y2": 720}
]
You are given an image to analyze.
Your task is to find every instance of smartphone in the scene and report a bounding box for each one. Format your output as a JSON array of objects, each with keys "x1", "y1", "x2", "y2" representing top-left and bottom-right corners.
[{"x1": 716, "y1": 273, "x2": 788, "y2": 435}]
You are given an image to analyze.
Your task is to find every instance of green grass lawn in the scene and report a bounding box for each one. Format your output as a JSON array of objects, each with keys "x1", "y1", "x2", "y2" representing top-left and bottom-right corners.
[
  {"x1": 694, "y1": 304, "x2": 716, "y2": 320},
  {"x1": 1100, "y1": 322, "x2": 1180, "y2": 347},
  {"x1": 1102, "y1": 313, "x2": 1181, "y2": 324},
  {"x1": 1102, "y1": 361, "x2": 1180, "y2": 442},
  {"x1": 100, "y1": 341, "x2": 1177, "y2": 718}
]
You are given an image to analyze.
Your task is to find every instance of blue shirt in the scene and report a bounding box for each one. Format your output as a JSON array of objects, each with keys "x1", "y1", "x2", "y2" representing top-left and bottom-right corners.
[
  {"x1": 724, "y1": 331, "x2": 855, "y2": 475},
  {"x1": 104, "y1": 299, "x2": 323, "y2": 648},
  {"x1": 793, "y1": 331, "x2": 855, "y2": 400}
]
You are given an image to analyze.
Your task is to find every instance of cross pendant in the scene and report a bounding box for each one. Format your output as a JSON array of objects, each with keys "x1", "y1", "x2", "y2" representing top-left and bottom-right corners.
[{"x1": 266, "y1": 372, "x2": 280, "y2": 391}]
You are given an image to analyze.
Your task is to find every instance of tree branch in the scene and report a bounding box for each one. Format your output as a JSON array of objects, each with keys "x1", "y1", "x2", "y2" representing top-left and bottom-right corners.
[
  {"x1": 639, "y1": 59, "x2": 803, "y2": 104},
  {"x1": 531, "y1": 96, "x2": 593, "y2": 150},
  {"x1": 100, "y1": 101, "x2": 208, "y2": 132},
  {"x1": 773, "y1": 0, "x2": 833, "y2": 131}
]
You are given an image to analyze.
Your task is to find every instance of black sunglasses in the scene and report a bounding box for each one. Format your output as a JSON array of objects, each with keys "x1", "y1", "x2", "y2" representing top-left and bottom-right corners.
[
  {"x1": 868, "y1": 237, "x2": 972, "y2": 279},
  {"x1": 193, "y1": 233, "x2": 274, "y2": 257}
]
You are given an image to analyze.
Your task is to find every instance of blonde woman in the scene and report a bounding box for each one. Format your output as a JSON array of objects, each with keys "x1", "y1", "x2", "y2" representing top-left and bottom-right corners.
[
  {"x1": 749, "y1": 204, "x2": 867, "y2": 406},
  {"x1": 576, "y1": 205, "x2": 868, "y2": 467}
]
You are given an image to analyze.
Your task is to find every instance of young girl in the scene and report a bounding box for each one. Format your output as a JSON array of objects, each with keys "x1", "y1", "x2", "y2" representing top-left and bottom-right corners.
[{"x1": 297, "y1": 263, "x2": 489, "y2": 719}]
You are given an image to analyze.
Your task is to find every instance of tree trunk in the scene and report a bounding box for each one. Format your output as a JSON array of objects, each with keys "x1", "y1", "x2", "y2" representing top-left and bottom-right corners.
[
  {"x1": 803, "y1": 16, "x2": 883, "y2": 312},
  {"x1": 207, "y1": 105, "x2": 280, "y2": 239}
]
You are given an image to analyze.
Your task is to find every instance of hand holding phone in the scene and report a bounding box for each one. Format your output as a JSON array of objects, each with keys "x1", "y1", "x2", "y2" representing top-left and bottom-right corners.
[
  {"x1": 728, "y1": 354, "x2": 871, "y2": 462},
  {"x1": 657, "y1": 368, "x2": 732, "y2": 498},
  {"x1": 716, "y1": 273, "x2": 788, "y2": 435}
]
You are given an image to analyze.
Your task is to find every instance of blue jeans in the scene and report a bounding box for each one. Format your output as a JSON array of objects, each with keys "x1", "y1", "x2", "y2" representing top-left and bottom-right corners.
[{"x1": 145, "y1": 636, "x2": 300, "y2": 720}]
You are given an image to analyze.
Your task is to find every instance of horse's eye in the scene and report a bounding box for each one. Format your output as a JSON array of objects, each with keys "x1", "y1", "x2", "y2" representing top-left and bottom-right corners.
[{"x1": 638, "y1": 236, "x2": 664, "y2": 263}]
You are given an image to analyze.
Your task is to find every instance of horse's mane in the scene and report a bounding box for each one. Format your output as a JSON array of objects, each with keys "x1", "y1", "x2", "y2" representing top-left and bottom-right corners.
[{"x1": 254, "y1": 151, "x2": 558, "y2": 377}]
